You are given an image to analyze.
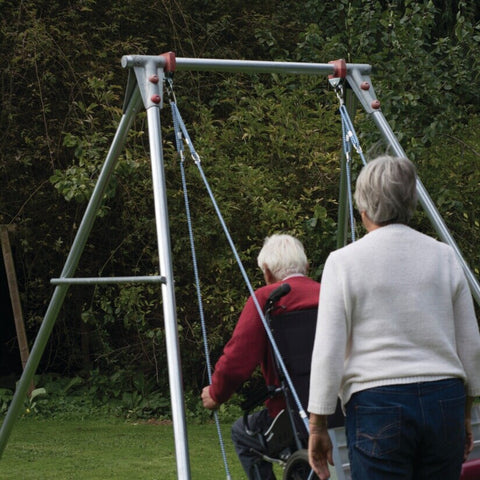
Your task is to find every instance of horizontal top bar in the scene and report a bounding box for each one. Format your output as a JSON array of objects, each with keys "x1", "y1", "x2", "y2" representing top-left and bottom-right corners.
[
  {"x1": 121, "y1": 54, "x2": 371, "y2": 76},
  {"x1": 175, "y1": 58, "x2": 338, "y2": 75},
  {"x1": 51, "y1": 275, "x2": 166, "y2": 285}
]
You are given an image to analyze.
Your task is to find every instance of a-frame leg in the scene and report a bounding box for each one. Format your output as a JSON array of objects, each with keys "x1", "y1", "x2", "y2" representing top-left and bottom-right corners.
[
  {"x1": 0, "y1": 55, "x2": 193, "y2": 479},
  {"x1": 0, "y1": 85, "x2": 143, "y2": 454},
  {"x1": 346, "y1": 67, "x2": 480, "y2": 305},
  {"x1": 131, "y1": 55, "x2": 192, "y2": 479}
]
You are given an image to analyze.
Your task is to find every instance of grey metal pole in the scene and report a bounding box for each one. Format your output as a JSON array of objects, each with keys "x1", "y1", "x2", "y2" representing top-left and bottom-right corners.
[
  {"x1": 175, "y1": 57, "x2": 338, "y2": 75},
  {"x1": 146, "y1": 106, "x2": 191, "y2": 480},
  {"x1": 122, "y1": 53, "x2": 192, "y2": 479},
  {"x1": 51, "y1": 275, "x2": 166, "y2": 285},
  {"x1": 370, "y1": 110, "x2": 480, "y2": 305},
  {"x1": 122, "y1": 54, "x2": 371, "y2": 77},
  {"x1": 0, "y1": 85, "x2": 143, "y2": 457}
]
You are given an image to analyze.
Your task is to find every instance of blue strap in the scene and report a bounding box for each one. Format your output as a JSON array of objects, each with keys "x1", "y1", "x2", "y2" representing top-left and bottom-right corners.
[
  {"x1": 169, "y1": 78, "x2": 351, "y2": 480},
  {"x1": 168, "y1": 91, "x2": 310, "y2": 434},
  {"x1": 338, "y1": 103, "x2": 368, "y2": 243},
  {"x1": 168, "y1": 83, "x2": 232, "y2": 480}
]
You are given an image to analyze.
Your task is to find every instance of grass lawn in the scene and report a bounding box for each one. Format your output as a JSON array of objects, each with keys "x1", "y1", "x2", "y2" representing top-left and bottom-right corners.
[{"x1": 0, "y1": 417, "x2": 251, "y2": 479}]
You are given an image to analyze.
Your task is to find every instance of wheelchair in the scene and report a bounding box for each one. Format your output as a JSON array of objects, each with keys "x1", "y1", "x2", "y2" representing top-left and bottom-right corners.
[{"x1": 241, "y1": 284, "x2": 344, "y2": 480}]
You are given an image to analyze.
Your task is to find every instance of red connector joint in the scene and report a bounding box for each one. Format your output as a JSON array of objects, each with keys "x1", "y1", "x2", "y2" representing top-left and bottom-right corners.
[
  {"x1": 160, "y1": 51, "x2": 176, "y2": 74},
  {"x1": 328, "y1": 59, "x2": 347, "y2": 79}
]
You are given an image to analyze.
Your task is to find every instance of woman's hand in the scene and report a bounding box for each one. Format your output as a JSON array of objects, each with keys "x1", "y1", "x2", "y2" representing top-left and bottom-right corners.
[{"x1": 308, "y1": 414, "x2": 334, "y2": 480}]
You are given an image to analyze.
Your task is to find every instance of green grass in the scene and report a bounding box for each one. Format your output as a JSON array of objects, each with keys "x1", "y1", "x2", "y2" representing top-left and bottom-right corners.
[{"x1": 0, "y1": 417, "x2": 250, "y2": 479}]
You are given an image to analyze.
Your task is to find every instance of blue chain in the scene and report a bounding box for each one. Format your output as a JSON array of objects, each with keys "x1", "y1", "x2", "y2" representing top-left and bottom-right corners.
[
  {"x1": 167, "y1": 84, "x2": 310, "y2": 435},
  {"x1": 338, "y1": 101, "x2": 368, "y2": 243},
  {"x1": 168, "y1": 80, "x2": 232, "y2": 480}
]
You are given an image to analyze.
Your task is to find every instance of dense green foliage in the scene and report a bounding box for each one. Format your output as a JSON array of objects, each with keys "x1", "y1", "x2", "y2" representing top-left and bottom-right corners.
[{"x1": 1, "y1": 0, "x2": 479, "y2": 406}]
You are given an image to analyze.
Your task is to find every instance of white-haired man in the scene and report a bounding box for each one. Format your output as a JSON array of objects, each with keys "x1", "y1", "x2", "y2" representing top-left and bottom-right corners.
[{"x1": 202, "y1": 234, "x2": 320, "y2": 480}]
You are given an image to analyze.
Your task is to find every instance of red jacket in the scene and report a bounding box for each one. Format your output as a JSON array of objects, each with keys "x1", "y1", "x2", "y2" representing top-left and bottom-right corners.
[{"x1": 209, "y1": 275, "x2": 320, "y2": 417}]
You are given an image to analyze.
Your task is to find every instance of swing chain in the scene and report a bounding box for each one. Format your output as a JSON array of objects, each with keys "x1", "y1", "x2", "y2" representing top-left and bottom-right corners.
[
  {"x1": 168, "y1": 74, "x2": 310, "y2": 427},
  {"x1": 330, "y1": 78, "x2": 364, "y2": 243},
  {"x1": 166, "y1": 77, "x2": 202, "y2": 165},
  {"x1": 167, "y1": 76, "x2": 232, "y2": 479},
  {"x1": 165, "y1": 74, "x2": 177, "y2": 104}
]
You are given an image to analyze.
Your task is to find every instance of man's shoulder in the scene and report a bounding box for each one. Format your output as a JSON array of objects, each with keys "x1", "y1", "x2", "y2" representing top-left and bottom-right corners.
[{"x1": 253, "y1": 276, "x2": 319, "y2": 298}]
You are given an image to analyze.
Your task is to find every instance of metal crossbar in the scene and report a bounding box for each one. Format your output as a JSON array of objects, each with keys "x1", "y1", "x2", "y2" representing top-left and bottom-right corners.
[{"x1": 51, "y1": 275, "x2": 166, "y2": 285}]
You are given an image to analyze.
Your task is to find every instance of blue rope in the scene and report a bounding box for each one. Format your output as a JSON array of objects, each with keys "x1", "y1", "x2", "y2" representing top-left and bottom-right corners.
[
  {"x1": 167, "y1": 80, "x2": 359, "y2": 480},
  {"x1": 168, "y1": 96, "x2": 310, "y2": 434},
  {"x1": 338, "y1": 103, "x2": 368, "y2": 243},
  {"x1": 168, "y1": 85, "x2": 232, "y2": 480},
  {"x1": 340, "y1": 109, "x2": 356, "y2": 242}
]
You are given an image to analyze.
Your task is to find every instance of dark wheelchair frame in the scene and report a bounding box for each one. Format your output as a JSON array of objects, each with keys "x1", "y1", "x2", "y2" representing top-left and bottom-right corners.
[{"x1": 241, "y1": 284, "x2": 344, "y2": 480}]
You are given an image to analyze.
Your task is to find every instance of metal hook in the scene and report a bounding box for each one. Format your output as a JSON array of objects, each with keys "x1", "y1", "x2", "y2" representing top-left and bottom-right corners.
[
  {"x1": 329, "y1": 77, "x2": 345, "y2": 106},
  {"x1": 165, "y1": 76, "x2": 177, "y2": 104}
]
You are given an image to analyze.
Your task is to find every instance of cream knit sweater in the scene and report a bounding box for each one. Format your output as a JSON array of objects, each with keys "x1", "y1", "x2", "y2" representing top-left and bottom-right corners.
[{"x1": 308, "y1": 224, "x2": 480, "y2": 415}]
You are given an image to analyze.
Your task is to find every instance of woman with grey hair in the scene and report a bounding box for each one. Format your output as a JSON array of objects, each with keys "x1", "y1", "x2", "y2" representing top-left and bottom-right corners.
[{"x1": 307, "y1": 156, "x2": 480, "y2": 480}]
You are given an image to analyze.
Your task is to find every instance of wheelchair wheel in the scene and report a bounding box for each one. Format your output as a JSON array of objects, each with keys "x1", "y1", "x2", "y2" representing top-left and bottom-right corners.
[{"x1": 283, "y1": 449, "x2": 318, "y2": 480}]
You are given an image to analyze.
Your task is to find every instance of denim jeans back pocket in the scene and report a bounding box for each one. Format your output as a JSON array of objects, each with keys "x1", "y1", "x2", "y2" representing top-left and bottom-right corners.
[
  {"x1": 439, "y1": 394, "x2": 465, "y2": 448},
  {"x1": 354, "y1": 405, "x2": 402, "y2": 459}
]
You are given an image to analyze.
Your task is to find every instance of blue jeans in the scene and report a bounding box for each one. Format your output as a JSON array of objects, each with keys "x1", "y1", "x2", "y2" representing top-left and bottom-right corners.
[
  {"x1": 345, "y1": 378, "x2": 465, "y2": 480},
  {"x1": 231, "y1": 409, "x2": 276, "y2": 480}
]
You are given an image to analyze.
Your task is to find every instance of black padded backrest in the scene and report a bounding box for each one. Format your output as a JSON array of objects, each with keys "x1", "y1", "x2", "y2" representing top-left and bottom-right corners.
[
  {"x1": 269, "y1": 308, "x2": 317, "y2": 411},
  {"x1": 270, "y1": 308, "x2": 345, "y2": 429}
]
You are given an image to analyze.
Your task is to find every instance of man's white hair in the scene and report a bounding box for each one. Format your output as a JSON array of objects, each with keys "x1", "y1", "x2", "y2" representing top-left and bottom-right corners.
[{"x1": 257, "y1": 234, "x2": 308, "y2": 280}]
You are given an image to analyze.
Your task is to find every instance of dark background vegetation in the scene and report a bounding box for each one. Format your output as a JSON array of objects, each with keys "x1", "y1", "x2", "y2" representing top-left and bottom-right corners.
[{"x1": 1, "y1": 0, "x2": 479, "y2": 417}]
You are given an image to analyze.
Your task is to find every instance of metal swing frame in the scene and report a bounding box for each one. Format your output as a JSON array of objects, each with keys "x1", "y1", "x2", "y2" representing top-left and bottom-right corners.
[{"x1": 1, "y1": 52, "x2": 479, "y2": 480}]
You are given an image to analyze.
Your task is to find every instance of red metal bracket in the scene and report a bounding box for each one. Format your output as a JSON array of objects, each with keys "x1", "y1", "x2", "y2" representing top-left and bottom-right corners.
[
  {"x1": 161, "y1": 51, "x2": 176, "y2": 74},
  {"x1": 328, "y1": 59, "x2": 347, "y2": 79}
]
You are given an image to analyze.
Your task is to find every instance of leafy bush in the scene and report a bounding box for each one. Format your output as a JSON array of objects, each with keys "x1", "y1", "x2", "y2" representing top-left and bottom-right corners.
[
  {"x1": 0, "y1": 0, "x2": 479, "y2": 401},
  {"x1": 0, "y1": 372, "x2": 172, "y2": 420}
]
